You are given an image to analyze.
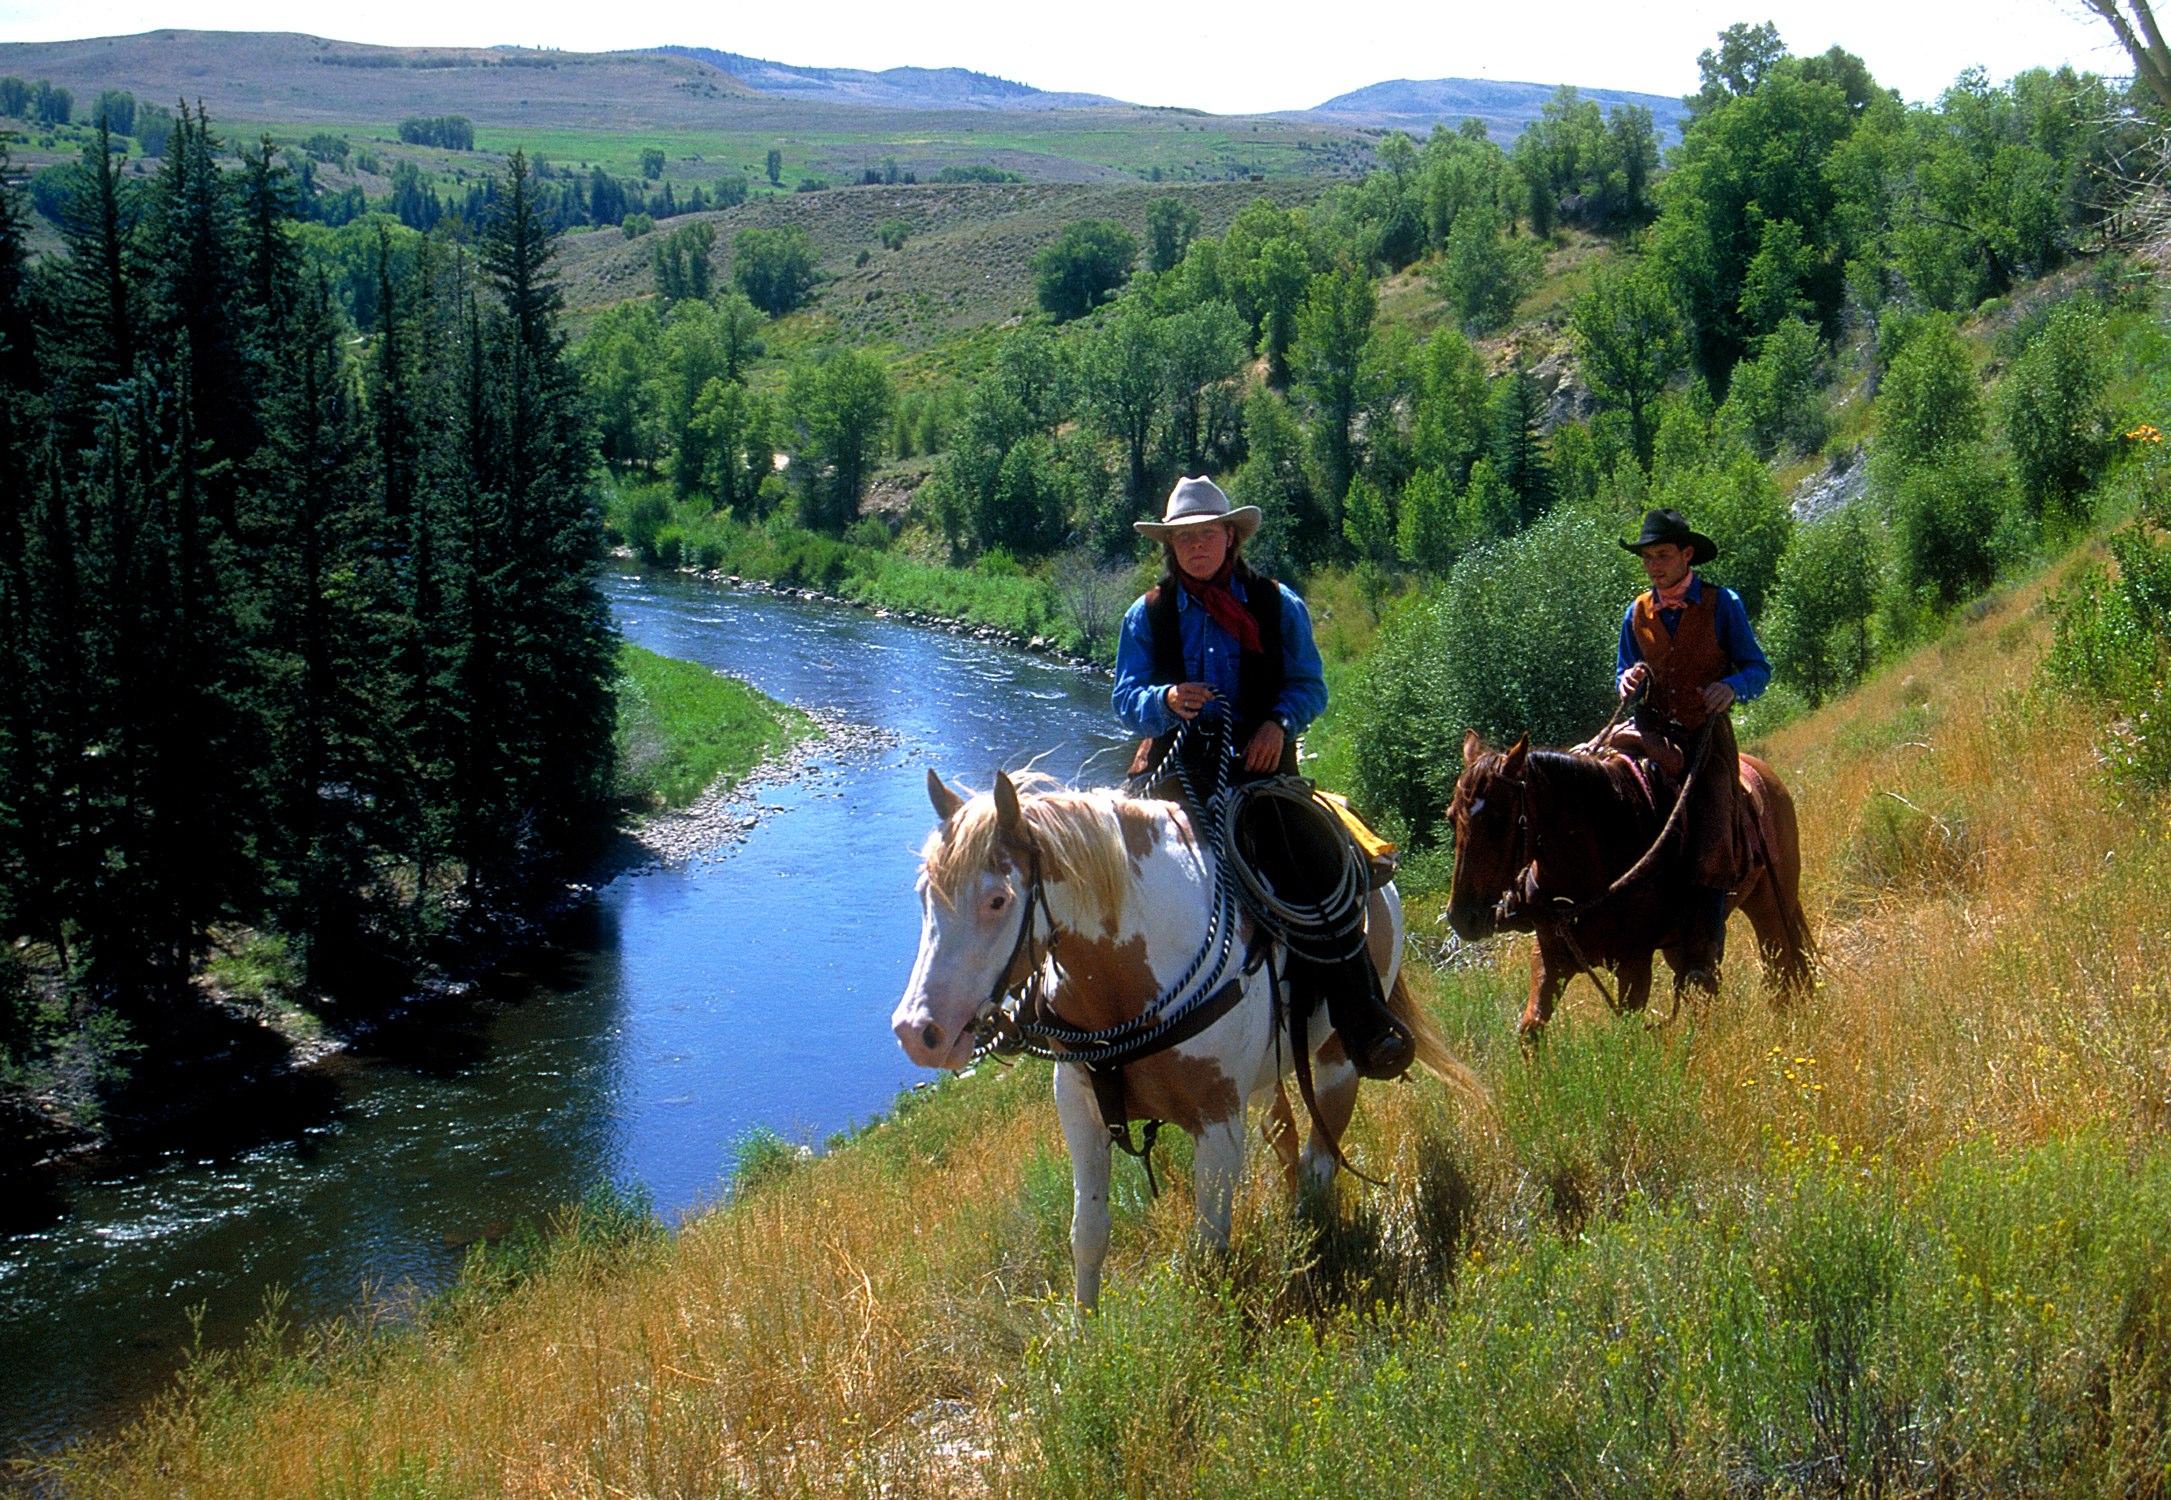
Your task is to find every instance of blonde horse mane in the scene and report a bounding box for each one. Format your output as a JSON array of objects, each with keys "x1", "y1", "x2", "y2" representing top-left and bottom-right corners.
[{"x1": 920, "y1": 771, "x2": 1140, "y2": 927}]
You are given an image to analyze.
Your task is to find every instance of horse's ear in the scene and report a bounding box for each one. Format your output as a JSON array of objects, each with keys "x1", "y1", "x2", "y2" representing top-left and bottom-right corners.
[
  {"x1": 926, "y1": 768, "x2": 965, "y2": 823},
  {"x1": 993, "y1": 770, "x2": 1025, "y2": 842},
  {"x1": 1462, "y1": 728, "x2": 1484, "y2": 768},
  {"x1": 1503, "y1": 735, "x2": 1529, "y2": 775}
]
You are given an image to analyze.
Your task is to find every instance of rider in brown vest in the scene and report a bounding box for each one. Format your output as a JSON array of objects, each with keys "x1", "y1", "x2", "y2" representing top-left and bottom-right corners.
[
  {"x1": 1113, "y1": 477, "x2": 1413, "y2": 1081},
  {"x1": 1614, "y1": 508, "x2": 1771, "y2": 992}
]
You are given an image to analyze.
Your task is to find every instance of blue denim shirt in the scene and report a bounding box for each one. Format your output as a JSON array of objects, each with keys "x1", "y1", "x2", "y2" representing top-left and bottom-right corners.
[
  {"x1": 1112, "y1": 576, "x2": 1329, "y2": 738},
  {"x1": 1615, "y1": 573, "x2": 1772, "y2": 703}
]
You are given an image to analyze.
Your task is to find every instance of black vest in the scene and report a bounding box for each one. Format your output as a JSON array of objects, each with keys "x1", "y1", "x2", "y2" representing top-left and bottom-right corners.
[{"x1": 1132, "y1": 566, "x2": 1298, "y2": 781}]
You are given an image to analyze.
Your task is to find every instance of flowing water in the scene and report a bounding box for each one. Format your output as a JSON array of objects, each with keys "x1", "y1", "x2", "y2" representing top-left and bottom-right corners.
[{"x1": 0, "y1": 568, "x2": 1129, "y2": 1456}]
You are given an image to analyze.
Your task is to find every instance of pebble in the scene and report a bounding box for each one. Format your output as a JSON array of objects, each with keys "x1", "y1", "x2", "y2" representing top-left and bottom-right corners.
[{"x1": 624, "y1": 709, "x2": 901, "y2": 869}]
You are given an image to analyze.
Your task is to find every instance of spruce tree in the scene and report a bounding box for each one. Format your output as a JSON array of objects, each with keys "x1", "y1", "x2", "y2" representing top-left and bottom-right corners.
[{"x1": 1487, "y1": 365, "x2": 1555, "y2": 526}]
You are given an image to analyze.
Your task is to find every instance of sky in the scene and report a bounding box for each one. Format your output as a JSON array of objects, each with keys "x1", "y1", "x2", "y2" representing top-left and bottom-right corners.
[{"x1": 0, "y1": 0, "x2": 2134, "y2": 115}]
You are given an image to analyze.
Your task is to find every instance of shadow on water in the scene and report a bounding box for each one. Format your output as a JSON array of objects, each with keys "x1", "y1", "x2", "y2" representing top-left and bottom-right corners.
[{"x1": 1, "y1": 567, "x2": 1123, "y2": 1459}]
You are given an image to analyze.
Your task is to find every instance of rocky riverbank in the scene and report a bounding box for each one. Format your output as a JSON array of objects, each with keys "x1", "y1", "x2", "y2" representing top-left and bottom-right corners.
[{"x1": 621, "y1": 707, "x2": 900, "y2": 868}]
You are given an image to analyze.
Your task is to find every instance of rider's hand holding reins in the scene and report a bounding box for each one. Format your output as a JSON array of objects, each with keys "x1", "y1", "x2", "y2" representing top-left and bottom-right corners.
[
  {"x1": 1242, "y1": 720, "x2": 1285, "y2": 773},
  {"x1": 1702, "y1": 680, "x2": 1735, "y2": 714},
  {"x1": 1618, "y1": 662, "x2": 1649, "y2": 699},
  {"x1": 1165, "y1": 682, "x2": 1215, "y2": 720}
]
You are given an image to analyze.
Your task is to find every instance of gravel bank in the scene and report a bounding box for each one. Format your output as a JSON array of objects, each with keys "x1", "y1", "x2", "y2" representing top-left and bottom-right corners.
[{"x1": 623, "y1": 708, "x2": 900, "y2": 869}]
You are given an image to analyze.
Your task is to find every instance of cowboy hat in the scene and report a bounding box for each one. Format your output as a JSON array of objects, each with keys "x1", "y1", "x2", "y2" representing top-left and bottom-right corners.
[
  {"x1": 1620, "y1": 507, "x2": 1719, "y2": 565},
  {"x1": 1134, "y1": 475, "x2": 1262, "y2": 543}
]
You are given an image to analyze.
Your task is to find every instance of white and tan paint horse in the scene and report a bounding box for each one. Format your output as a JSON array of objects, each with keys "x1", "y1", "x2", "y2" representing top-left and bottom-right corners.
[{"x1": 892, "y1": 768, "x2": 1479, "y2": 1308}]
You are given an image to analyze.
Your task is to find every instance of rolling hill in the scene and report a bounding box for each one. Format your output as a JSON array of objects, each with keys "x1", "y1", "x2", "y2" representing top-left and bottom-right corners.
[
  {"x1": 0, "y1": 31, "x2": 756, "y2": 128},
  {"x1": 1293, "y1": 75, "x2": 1691, "y2": 141},
  {"x1": 653, "y1": 46, "x2": 1123, "y2": 111}
]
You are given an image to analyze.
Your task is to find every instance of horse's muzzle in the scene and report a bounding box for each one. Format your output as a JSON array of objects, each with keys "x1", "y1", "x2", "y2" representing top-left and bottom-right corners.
[
  {"x1": 891, "y1": 1002, "x2": 976, "y2": 1070},
  {"x1": 1446, "y1": 900, "x2": 1497, "y2": 942}
]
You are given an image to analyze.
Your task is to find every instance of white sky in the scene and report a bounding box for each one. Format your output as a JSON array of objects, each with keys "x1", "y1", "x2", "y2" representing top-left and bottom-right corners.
[{"x1": 0, "y1": 1, "x2": 2134, "y2": 116}]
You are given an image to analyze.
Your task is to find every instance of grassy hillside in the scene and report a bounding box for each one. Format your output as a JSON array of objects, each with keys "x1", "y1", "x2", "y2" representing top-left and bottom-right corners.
[
  {"x1": 0, "y1": 30, "x2": 1377, "y2": 187},
  {"x1": 35, "y1": 530, "x2": 2171, "y2": 1493},
  {"x1": 554, "y1": 178, "x2": 1326, "y2": 342}
]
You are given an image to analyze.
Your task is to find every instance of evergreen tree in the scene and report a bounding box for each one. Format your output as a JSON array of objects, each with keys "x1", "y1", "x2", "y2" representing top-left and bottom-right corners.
[{"x1": 1486, "y1": 365, "x2": 1554, "y2": 524}]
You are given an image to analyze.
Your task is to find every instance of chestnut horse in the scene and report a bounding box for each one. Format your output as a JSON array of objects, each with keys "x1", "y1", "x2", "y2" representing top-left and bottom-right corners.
[
  {"x1": 893, "y1": 769, "x2": 1481, "y2": 1308},
  {"x1": 1445, "y1": 730, "x2": 1811, "y2": 1036}
]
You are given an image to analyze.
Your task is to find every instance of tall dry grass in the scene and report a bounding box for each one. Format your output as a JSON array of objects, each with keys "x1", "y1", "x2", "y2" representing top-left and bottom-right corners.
[{"x1": 28, "y1": 550, "x2": 2171, "y2": 1497}]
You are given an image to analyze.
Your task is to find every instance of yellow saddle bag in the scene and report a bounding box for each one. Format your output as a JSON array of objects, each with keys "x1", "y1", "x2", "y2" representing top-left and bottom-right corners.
[{"x1": 1311, "y1": 789, "x2": 1400, "y2": 889}]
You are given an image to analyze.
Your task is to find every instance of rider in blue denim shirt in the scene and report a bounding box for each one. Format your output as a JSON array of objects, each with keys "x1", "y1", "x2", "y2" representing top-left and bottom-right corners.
[{"x1": 1111, "y1": 478, "x2": 1326, "y2": 777}]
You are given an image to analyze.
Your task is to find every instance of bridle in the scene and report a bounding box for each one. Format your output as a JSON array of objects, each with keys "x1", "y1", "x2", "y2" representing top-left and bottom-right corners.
[
  {"x1": 1465, "y1": 721, "x2": 1718, "y2": 1022},
  {"x1": 966, "y1": 826, "x2": 1246, "y2": 1070}
]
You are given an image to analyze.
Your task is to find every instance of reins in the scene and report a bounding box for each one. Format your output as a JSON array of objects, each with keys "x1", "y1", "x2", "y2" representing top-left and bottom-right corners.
[{"x1": 972, "y1": 707, "x2": 1384, "y2": 1191}]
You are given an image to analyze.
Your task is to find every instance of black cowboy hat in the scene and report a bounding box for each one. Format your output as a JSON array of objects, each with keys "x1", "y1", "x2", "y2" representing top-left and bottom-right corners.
[{"x1": 1620, "y1": 507, "x2": 1719, "y2": 565}]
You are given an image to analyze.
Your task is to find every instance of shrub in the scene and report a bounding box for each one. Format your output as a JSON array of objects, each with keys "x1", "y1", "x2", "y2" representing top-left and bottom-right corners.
[
  {"x1": 1890, "y1": 449, "x2": 2007, "y2": 606},
  {"x1": 2044, "y1": 476, "x2": 2171, "y2": 786},
  {"x1": 1718, "y1": 315, "x2": 1825, "y2": 457},
  {"x1": 1032, "y1": 219, "x2": 1137, "y2": 322},
  {"x1": 621, "y1": 488, "x2": 672, "y2": 562},
  {"x1": 1765, "y1": 504, "x2": 1878, "y2": 705},
  {"x1": 1876, "y1": 313, "x2": 1980, "y2": 472},
  {"x1": 1839, "y1": 787, "x2": 1981, "y2": 901},
  {"x1": 1347, "y1": 506, "x2": 1639, "y2": 841},
  {"x1": 732, "y1": 225, "x2": 819, "y2": 315},
  {"x1": 2000, "y1": 299, "x2": 2112, "y2": 523}
]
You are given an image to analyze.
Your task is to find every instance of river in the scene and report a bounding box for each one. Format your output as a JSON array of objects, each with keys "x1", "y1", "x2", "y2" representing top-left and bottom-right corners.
[{"x1": 0, "y1": 567, "x2": 1130, "y2": 1457}]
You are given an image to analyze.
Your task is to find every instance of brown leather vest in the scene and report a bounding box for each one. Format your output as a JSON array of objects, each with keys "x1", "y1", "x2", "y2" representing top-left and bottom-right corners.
[{"x1": 1632, "y1": 584, "x2": 1728, "y2": 730}]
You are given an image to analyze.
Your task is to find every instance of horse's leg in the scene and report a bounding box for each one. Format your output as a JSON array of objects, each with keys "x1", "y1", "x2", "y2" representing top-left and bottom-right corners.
[
  {"x1": 1737, "y1": 871, "x2": 1811, "y2": 1007},
  {"x1": 1518, "y1": 939, "x2": 1568, "y2": 1039},
  {"x1": 1190, "y1": 1112, "x2": 1248, "y2": 1251},
  {"x1": 1661, "y1": 941, "x2": 1695, "y2": 1004},
  {"x1": 1295, "y1": 1009, "x2": 1361, "y2": 1192},
  {"x1": 1264, "y1": 1083, "x2": 1303, "y2": 1195},
  {"x1": 1616, "y1": 949, "x2": 1655, "y2": 1014},
  {"x1": 1054, "y1": 1065, "x2": 1113, "y2": 1310}
]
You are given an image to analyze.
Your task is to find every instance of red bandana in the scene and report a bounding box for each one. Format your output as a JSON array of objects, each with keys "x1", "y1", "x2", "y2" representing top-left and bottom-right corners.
[
  {"x1": 1179, "y1": 561, "x2": 1263, "y2": 654},
  {"x1": 1652, "y1": 572, "x2": 1695, "y2": 612}
]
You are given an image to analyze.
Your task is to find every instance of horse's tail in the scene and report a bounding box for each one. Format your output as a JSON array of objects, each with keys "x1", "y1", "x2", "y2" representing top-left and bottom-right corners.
[
  {"x1": 1754, "y1": 761, "x2": 1818, "y2": 992},
  {"x1": 1387, "y1": 968, "x2": 1489, "y2": 1107}
]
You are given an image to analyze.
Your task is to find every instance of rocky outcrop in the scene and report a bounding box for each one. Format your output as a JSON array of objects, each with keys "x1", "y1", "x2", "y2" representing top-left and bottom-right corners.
[{"x1": 1791, "y1": 444, "x2": 1870, "y2": 523}]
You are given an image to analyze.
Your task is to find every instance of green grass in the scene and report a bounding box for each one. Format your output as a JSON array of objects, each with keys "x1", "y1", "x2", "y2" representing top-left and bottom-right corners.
[
  {"x1": 611, "y1": 642, "x2": 814, "y2": 811},
  {"x1": 1023, "y1": 1132, "x2": 2171, "y2": 1498}
]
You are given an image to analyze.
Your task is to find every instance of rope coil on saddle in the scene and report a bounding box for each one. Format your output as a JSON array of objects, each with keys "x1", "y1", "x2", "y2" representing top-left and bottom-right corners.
[{"x1": 969, "y1": 705, "x2": 1387, "y2": 1190}]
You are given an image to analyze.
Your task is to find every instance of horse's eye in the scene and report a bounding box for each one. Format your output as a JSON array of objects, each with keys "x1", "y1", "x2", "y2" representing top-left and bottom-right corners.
[{"x1": 989, "y1": 892, "x2": 1009, "y2": 912}]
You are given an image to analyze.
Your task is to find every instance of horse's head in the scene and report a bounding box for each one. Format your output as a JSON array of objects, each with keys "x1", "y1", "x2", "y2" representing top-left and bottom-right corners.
[
  {"x1": 1446, "y1": 729, "x2": 1534, "y2": 941},
  {"x1": 892, "y1": 768, "x2": 1039, "y2": 1071}
]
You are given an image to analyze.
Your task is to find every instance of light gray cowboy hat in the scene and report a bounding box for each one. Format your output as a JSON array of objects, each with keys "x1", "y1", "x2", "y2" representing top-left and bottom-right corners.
[{"x1": 1133, "y1": 475, "x2": 1263, "y2": 543}]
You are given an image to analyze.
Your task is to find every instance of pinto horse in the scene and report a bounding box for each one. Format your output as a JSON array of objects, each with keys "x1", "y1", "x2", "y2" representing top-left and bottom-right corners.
[
  {"x1": 1446, "y1": 730, "x2": 1812, "y2": 1037},
  {"x1": 893, "y1": 768, "x2": 1480, "y2": 1309}
]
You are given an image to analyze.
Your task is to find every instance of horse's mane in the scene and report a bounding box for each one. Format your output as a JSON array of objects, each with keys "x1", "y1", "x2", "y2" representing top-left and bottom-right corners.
[
  {"x1": 1527, "y1": 747, "x2": 1643, "y2": 802},
  {"x1": 920, "y1": 771, "x2": 1136, "y2": 926}
]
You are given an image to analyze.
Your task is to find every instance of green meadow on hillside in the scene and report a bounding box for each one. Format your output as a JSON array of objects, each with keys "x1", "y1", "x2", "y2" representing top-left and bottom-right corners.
[{"x1": 36, "y1": 534, "x2": 2171, "y2": 1492}]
